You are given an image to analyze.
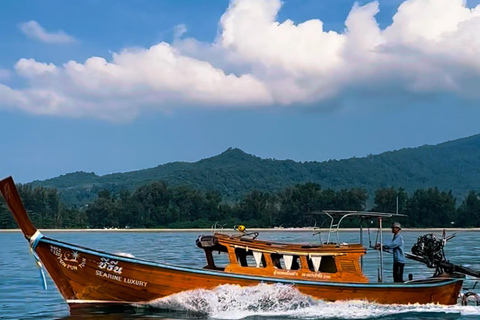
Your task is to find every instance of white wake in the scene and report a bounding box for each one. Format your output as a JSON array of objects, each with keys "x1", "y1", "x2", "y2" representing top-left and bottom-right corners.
[{"x1": 147, "y1": 283, "x2": 480, "y2": 319}]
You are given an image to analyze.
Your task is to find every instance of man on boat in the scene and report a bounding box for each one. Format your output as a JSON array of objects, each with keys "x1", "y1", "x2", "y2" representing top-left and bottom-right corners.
[{"x1": 375, "y1": 222, "x2": 405, "y2": 282}]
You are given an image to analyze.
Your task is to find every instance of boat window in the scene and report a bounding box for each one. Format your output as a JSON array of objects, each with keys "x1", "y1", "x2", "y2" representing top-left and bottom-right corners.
[
  {"x1": 270, "y1": 254, "x2": 301, "y2": 270},
  {"x1": 203, "y1": 248, "x2": 228, "y2": 271},
  {"x1": 307, "y1": 256, "x2": 337, "y2": 273},
  {"x1": 271, "y1": 253, "x2": 284, "y2": 269},
  {"x1": 212, "y1": 250, "x2": 229, "y2": 269},
  {"x1": 234, "y1": 248, "x2": 266, "y2": 268}
]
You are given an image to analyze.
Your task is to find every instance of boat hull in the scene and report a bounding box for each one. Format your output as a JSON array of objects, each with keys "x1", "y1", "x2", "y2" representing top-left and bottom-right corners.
[{"x1": 35, "y1": 237, "x2": 462, "y2": 309}]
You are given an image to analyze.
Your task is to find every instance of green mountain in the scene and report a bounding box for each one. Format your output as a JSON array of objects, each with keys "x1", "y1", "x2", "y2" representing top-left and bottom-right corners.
[{"x1": 30, "y1": 134, "x2": 480, "y2": 207}]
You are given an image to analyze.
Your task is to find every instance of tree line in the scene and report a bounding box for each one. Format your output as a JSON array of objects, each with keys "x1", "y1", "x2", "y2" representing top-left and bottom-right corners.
[{"x1": 1, "y1": 182, "x2": 479, "y2": 229}]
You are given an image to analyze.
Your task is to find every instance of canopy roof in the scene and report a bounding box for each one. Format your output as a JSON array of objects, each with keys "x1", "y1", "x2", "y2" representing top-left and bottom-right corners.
[
  {"x1": 311, "y1": 210, "x2": 407, "y2": 219},
  {"x1": 310, "y1": 211, "x2": 408, "y2": 245}
]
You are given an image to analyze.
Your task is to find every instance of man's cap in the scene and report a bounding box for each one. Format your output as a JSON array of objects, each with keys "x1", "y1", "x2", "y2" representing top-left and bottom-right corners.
[{"x1": 392, "y1": 222, "x2": 402, "y2": 229}]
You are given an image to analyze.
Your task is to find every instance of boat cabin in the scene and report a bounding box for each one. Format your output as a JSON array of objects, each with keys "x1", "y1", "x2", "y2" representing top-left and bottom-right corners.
[
  {"x1": 196, "y1": 231, "x2": 369, "y2": 283},
  {"x1": 196, "y1": 211, "x2": 407, "y2": 284}
]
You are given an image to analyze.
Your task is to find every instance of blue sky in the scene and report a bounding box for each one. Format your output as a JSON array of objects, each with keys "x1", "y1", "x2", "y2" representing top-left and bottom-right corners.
[{"x1": 1, "y1": 0, "x2": 480, "y2": 183}]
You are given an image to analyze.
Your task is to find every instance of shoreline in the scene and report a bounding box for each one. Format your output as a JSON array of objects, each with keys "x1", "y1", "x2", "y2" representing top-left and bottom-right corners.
[{"x1": 2, "y1": 227, "x2": 480, "y2": 233}]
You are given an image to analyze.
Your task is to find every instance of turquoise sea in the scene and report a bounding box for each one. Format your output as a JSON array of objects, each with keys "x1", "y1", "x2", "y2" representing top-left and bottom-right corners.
[{"x1": 1, "y1": 230, "x2": 480, "y2": 320}]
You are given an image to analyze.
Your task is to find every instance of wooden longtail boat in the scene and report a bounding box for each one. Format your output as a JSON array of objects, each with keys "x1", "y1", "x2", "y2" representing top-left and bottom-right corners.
[{"x1": 0, "y1": 176, "x2": 464, "y2": 311}]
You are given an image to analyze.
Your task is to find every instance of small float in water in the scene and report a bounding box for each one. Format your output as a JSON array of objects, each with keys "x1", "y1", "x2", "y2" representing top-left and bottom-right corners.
[{"x1": 0, "y1": 176, "x2": 478, "y2": 312}]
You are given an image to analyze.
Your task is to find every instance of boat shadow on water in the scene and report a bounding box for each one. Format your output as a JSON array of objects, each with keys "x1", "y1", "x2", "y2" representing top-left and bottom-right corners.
[
  {"x1": 57, "y1": 306, "x2": 208, "y2": 320},
  {"x1": 54, "y1": 307, "x2": 472, "y2": 320}
]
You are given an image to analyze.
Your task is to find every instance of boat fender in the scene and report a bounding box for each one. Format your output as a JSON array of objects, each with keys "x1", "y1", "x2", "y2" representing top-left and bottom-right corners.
[{"x1": 461, "y1": 292, "x2": 480, "y2": 306}]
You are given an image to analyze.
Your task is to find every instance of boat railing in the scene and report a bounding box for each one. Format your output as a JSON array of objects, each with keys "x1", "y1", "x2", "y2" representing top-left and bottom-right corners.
[
  {"x1": 232, "y1": 231, "x2": 259, "y2": 240},
  {"x1": 312, "y1": 216, "x2": 339, "y2": 245},
  {"x1": 211, "y1": 223, "x2": 259, "y2": 240},
  {"x1": 211, "y1": 222, "x2": 227, "y2": 234},
  {"x1": 313, "y1": 211, "x2": 360, "y2": 244},
  {"x1": 311, "y1": 210, "x2": 407, "y2": 245}
]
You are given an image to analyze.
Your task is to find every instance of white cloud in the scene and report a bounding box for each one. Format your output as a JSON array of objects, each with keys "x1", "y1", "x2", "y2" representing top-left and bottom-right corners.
[
  {"x1": 19, "y1": 20, "x2": 76, "y2": 44},
  {"x1": 16, "y1": 58, "x2": 57, "y2": 77},
  {"x1": 0, "y1": 43, "x2": 272, "y2": 121},
  {"x1": 173, "y1": 24, "x2": 187, "y2": 39},
  {"x1": 3, "y1": 0, "x2": 480, "y2": 120}
]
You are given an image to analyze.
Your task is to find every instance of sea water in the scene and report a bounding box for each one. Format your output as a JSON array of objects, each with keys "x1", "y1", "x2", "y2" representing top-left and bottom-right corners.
[{"x1": 1, "y1": 230, "x2": 480, "y2": 319}]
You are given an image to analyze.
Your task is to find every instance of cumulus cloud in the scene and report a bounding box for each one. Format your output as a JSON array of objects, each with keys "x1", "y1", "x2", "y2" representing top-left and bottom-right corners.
[
  {"x1": 19, "y1": 20, "x2": 76, "y2": 43},
  {"x1": 0, "y1": 44, "x2": 272, "y2": 121},
  {"x1": 2, "y1": 0, "x2": 480, "y2": 120}
]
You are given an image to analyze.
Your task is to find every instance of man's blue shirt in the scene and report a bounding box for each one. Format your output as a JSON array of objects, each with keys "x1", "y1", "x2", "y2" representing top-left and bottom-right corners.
[{"x1": 383, "y1": 233, "x2": 405, "y2": 263}]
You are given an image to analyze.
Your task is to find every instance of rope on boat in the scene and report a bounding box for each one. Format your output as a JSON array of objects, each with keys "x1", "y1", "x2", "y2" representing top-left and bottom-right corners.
[{"x1": 29, "y1": 230, "x2": 48, "y2": 290}]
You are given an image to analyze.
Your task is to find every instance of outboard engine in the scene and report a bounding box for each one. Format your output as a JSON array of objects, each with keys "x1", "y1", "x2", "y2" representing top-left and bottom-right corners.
[
  {"x1": 409, "y1": 232, "x2": 480, "y2": 278},
  {"x1": 411, "y1": 233, "x2": 445, "y2": 268},
  {"x1": 409, "y1": 232, "x2": 480, "y2": 302}
]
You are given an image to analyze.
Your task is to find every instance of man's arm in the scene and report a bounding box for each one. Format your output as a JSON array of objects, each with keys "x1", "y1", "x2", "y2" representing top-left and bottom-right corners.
[{"x1": 383, "y1": 235, "x2": 403, "y2": 249}]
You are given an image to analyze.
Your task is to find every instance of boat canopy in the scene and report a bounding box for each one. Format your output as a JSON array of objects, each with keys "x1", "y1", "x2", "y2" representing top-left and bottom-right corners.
[{"x1": 309, "y1": 210, "x2": 407, "y2": 245}]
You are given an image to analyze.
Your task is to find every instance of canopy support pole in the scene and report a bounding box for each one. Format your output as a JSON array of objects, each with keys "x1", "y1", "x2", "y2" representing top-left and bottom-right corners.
[
  {"x1": 360, "y1": 219, "x2": 364, "y2": 272},
  {"x1": 379, "y1": 217, "x2": 384, "y2": 283}
]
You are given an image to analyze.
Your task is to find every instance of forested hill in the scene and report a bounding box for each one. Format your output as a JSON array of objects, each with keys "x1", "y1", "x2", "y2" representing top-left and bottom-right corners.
[{"x1": 30, "y1": 134, "x2": 480, "y2": 207}]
